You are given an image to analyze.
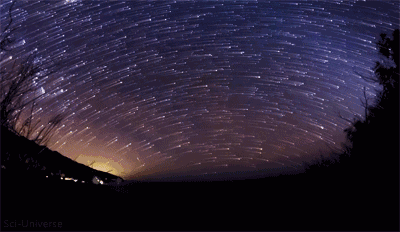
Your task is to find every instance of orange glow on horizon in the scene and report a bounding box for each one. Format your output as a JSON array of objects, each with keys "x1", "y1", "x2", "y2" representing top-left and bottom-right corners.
[{"x1": 75, "y1": 155, "x2": 125, "y2": 177}]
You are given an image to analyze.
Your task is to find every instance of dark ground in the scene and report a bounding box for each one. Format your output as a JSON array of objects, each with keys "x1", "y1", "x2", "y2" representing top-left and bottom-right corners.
[{"x1": 2, "y1": 166, "x2": 398, "y2": 231}]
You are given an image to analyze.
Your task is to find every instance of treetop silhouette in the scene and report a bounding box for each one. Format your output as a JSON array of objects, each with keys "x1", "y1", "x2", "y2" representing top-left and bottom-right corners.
[{"x1": 302, "y1": 28, "x2": 399, "y2": 182}]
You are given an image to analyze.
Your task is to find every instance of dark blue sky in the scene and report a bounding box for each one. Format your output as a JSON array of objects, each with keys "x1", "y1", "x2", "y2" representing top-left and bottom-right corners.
[{"x1": 1, "y1": 0, "x2": 399, "y2": 180}]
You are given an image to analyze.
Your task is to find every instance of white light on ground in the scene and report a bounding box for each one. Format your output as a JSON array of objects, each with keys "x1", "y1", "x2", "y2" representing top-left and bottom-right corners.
[{"x1": 92, "y1": 176, "x2": 102, "y2": 184}]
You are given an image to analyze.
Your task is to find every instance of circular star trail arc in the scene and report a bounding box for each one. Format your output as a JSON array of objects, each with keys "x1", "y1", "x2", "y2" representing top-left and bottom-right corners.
[{"x1": 1, "y1": 0, "x2": 398, "y2": 179}]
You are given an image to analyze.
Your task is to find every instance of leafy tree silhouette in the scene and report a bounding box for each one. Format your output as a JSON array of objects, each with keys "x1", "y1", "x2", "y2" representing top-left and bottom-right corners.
[
  {"x1": 0, "y1": 0, "x2": 65, "y2": 147},
  {"x1": 343, "y1": 29, "x2": 399, "y2": 176},
  {"x1": 293, "y1": 30, "x2": 399, "y2": 231},
  {"x1": 301, "y1": 29, "x2": 399, "y2": 187}
]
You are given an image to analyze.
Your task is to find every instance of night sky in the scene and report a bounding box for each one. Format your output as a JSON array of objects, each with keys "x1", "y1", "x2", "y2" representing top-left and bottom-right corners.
[{"x1": 1, "y1": 0, "x2": 399, "y2": 180}]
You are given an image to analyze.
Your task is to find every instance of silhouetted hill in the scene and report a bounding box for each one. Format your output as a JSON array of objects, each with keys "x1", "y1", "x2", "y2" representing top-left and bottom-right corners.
[
  {"x1": 1, "y1": 125, "x2": 122, "y2": 184},
  {"x1": 1, "y1": 125, "x2": 127, "y2": 230}
]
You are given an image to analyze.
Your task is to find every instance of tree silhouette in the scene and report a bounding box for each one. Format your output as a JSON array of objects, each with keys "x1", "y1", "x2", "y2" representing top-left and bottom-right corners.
[
  {"x1": 301, "y1": 29, "x2": 399, "y2": 184},
  {"x1": 344, "y1": 29, "x2": 399, "y2": 165},
  {"x1": 0, "y1": 0, "x2": 65, "y2": 147}
]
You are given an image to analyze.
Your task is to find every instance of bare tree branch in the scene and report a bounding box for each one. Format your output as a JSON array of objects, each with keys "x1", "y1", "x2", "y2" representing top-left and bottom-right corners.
[
  {"x1": 0, "y1": 0, "x2": 18, "y2": 52},
  {"x1": 359, "y1": 86, "x2": 370, "y2": 123},
  {"x1": 1, "y1": 0, "x2": 66, "y2": 147}
]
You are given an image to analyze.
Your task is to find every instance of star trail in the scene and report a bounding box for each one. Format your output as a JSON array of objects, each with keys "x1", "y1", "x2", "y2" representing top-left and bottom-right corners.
[{"x1": 1, "y1": 0, "x2": 399, "y2": 180}]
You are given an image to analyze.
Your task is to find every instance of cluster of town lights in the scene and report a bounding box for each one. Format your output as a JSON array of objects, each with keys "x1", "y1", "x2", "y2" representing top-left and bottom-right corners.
[
  {"x1": 59, "y1": 177, "x2": 82, "y2": 183},
  {"x1": 1, "y1": 160, "x2": 122, "y2": 185},
  {"x1": 45, "y1": 173, "x2": 105, "y2": 185},
  {"x1": 46, "y1": 175, "x2": 86, "y2": 183},
  {"x1": 2, "y1": 164, "x2": 119, "y2": 186}
]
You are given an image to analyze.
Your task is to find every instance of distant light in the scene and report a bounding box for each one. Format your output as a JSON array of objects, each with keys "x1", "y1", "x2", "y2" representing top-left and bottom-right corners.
[
  {"x1": 100, "y1": 180, "x2": 104, "y2": 185},
  {"x1": 46, "y1": 176, "x2": 48, "y2": 178},
  {"x1": 82, "y1": 181, "x2": 85, "y2": 183},
  {"x1": 92, "y1": 176, "x2": 101, "y2": 184},
  {"x1": 61, "y1": 177, "x2": 63, "y2": 180},
  {"x1": 74, "y1": 179, "x2": 78, "y2": 182}
]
